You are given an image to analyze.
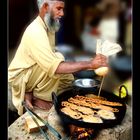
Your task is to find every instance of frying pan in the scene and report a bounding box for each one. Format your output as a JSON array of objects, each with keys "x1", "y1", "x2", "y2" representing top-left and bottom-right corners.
[{"x1": 52, "y1": 89, "x2": 127, "y2": 129}]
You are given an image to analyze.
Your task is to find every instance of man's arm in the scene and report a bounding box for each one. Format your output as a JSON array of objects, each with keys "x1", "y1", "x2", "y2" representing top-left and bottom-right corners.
[
  {"x1": 25, "y1": 54, "x2": 108, "y2": 109},
  {"x1": 55, "y1": 54, "x2": 108, "y2": 74}
]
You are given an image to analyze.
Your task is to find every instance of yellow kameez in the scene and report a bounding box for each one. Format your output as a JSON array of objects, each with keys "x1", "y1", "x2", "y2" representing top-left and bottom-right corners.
[{"x1": 8, "y1": 16, "x2": 74, "y2": 115}]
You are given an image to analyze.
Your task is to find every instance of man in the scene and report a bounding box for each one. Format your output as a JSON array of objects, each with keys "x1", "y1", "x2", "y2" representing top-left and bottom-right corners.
[{"x1": 8, "y1": 0, "x2": 108, "y2": 115}]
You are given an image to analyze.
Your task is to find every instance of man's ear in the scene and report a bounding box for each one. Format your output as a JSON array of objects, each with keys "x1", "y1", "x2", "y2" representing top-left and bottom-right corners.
[{"x1": 42, "y1": 2, "x2": 49, "y2": 13}]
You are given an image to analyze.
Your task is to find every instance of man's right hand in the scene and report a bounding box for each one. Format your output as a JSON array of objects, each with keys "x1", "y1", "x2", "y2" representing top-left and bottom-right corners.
[
  {"x1": 90, "y1": 54, "x2": 108, "y2": 69},
  {"x1": 24, "y1": 92, "x2": 34, "y2": 110}
]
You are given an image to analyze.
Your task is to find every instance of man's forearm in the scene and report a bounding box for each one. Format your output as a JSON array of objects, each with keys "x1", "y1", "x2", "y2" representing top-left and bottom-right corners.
[
  {"x1": 55, "y1": 61, "x2": 92, "y2": 74},
  {"x1": 55, "y1": 54, "x2": 108, "y2": 74}
]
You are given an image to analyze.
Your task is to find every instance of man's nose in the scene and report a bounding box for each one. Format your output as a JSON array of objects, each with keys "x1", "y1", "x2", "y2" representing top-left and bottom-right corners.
[{"x1": 59, "y1": 10, "x2": 64, "y2": 17}]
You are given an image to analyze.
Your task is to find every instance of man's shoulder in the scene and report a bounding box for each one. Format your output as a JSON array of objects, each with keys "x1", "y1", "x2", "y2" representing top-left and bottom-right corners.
[
  {"x1": 26, "y1": 17, "x2": 40, "y2": 30},
  {"x1": 24, "y1": 17, "x2": 46, "y2": 37}
]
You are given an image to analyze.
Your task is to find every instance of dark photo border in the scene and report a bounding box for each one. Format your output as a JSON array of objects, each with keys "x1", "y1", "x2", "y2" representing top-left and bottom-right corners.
[{"x1": 1, "y1": 0, "x2": 8, "y2": 139}]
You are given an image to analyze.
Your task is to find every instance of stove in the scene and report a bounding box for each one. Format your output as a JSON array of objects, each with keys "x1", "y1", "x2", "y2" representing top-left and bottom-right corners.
[{"x1": 68, "y1": 124, "x2": 97, "y2": 140}]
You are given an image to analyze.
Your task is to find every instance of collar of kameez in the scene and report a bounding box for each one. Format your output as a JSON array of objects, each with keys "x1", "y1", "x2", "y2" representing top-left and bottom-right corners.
[
  {"x1": 36, "y1": 15, "x2": 48, "y2": 30},
  {"x1": 37, "y1": 15, "x2": 56, "y2": 34}
]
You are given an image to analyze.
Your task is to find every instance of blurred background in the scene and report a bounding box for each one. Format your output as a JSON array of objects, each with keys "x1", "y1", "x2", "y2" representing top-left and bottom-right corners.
[
  {"x1": 9, "y1": 0, "x2": 132, "y2": 61},
  {"x1": 8, "y1": 0, "x2": 132, "y2": 124}
]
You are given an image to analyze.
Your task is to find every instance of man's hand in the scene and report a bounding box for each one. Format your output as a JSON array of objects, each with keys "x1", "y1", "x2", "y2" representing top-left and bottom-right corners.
[
  {"x1": 24, "y1": 92, "x2": 34, "y2": 110},
  {"x1": 90, "y1": 54, "x2": 108, "y2": 69}
]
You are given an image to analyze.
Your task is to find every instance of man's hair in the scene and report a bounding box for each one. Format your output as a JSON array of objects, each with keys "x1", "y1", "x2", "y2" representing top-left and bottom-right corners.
[{"x1": 37, "y1": 0, "x2": 64, "y2": 10}]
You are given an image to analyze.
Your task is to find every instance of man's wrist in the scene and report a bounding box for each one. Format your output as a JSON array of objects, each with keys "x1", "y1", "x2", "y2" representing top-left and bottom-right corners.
[{"x1": 84, "y1": 61, "x2": 93, "y2": 70}]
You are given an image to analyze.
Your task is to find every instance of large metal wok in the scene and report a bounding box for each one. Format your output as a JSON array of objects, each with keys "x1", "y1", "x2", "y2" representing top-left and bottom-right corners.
[{"x1": 52, "y1": 88, "x2": 127, "y2": 129}]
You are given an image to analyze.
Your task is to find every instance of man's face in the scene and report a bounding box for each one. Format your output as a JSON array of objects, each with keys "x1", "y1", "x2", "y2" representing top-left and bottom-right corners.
[
  {"x1": 50, "y1": 1, "x2": 64, "y2": 20},
  {"x1": 44, "y1": 1, "x2": 64, "y2": 32}
]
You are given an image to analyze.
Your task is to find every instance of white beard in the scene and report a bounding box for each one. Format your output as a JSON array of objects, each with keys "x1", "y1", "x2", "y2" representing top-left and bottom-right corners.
[{"x1": 44, "y1": 13, "x2": 61, "y2": 32}]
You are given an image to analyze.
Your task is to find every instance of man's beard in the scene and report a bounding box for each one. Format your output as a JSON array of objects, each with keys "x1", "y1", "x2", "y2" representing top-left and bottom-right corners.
[{"x1": 44, "y1": 12, "x2": 61, "y2": 32}]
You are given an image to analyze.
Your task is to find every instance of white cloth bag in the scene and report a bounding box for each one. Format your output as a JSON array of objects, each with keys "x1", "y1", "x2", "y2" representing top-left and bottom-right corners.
[
  {"x1": 96, "y1": 39, "x2": 122, "y2": 57},
  {"x1": 94, "y1": 39, "x2": 122, "y2": 76}
]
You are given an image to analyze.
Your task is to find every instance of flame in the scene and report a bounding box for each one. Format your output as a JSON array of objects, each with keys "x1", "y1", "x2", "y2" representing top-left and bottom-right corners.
[
  {"x1": 84, "y1": 132, "x2": 88, "y2": 136},
  {"x1": 69, "y1": 125, "x2": 94, "y2": 139},
  {"x1": 77, "y1": 127, "x2": 85, "y2": 132}
]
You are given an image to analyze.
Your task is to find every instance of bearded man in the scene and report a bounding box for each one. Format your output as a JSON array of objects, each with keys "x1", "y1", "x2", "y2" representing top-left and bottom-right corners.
[{"x1": 8, "y1": 0, "x2": 108, "y2": 115}]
